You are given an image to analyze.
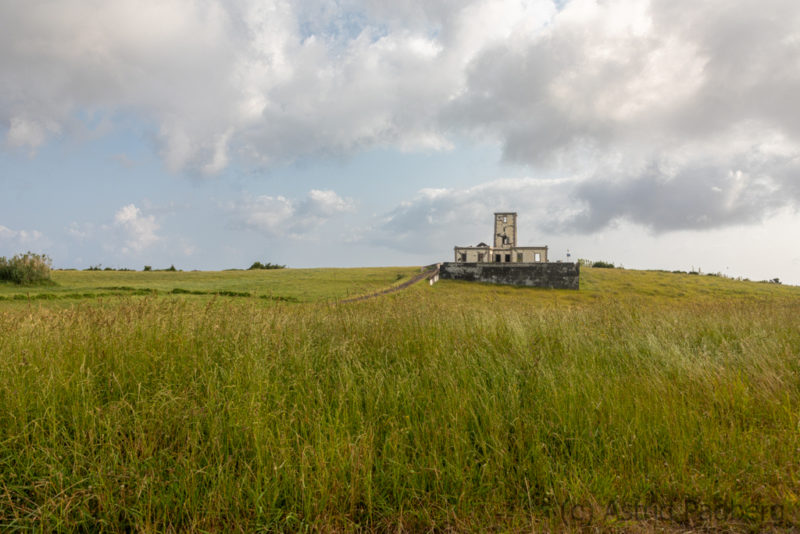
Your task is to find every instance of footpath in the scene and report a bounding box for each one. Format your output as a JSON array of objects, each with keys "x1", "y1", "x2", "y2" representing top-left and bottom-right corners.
[{"x1": 340, "y1": 264, "x2": 440, "y2": 303}]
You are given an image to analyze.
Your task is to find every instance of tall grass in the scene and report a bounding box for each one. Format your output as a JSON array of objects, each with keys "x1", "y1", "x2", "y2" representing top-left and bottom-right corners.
[{"x1": 1, "y1": 283, "x2": 798, "y2": 530}]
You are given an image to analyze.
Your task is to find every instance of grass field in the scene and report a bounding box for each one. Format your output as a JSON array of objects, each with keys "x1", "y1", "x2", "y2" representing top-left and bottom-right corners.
[
  {"x1": 0, "y1": 267, "x2": 420, "y2": 304},
  {"x1": 1, "y1": 267, "x2": 799, "y2": 531}
]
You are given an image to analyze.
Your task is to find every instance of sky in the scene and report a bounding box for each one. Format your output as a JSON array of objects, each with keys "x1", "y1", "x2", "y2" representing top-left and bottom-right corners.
[{"x1": 1, "y1": 0, "x2": 799, "y2": 284}]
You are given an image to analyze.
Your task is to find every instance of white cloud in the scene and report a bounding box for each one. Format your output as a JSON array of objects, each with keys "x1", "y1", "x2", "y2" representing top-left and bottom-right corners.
[
  {"x1": 232, "y1": 195, "x2": 295, "y2": 237},
  {"x1": 305, "y1": 189, "x2": 356, "y2": 216},
  {"x1": 5, "y1": 117, "x2": 60, "y2": 153},
  {"x1": 0, "y1": 0, "x2": 555, "y2": 169},
  {"x1": 445, "y1": 0, "x2": 800, "y2": 230},
  {"x1": 230, "y1": 189, "x2": 355, "y2": 237},
  {"x1": 0, "y1": 224, "x2": 48, "y2": 250},
  {"x1": 2, "y1": 0, "x2": 800, "y2": 233},
  {"x1": 67, "y1": 222, "x2": 93, "y2": 240},
  {"x1": 113, "y1": 204, "x2": 160, "y2": 253}
]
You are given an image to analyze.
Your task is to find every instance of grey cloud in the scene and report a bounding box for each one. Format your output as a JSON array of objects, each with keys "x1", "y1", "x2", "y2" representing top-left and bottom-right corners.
[
  {"x1": 0, "y1": 0, "x2": 473, "y2": 170},
  {"x1": 229, "y1": 189, "x2": 355, "y2": 237},
  {"x1": 370, "y1": 178, "x2": 573, "y2": 253},
  {"x1": 442, "y1": 0, "x2": 800, "y2": 231},
  {"x1": 0, "y1": 0, "x2": 557, "y2": 170},
  {"x1": 567, "y1": 164, "x2": 785, "y2": 233},
  {"x1": 449, "y1": 0, "x2": 800, "y2": 158},
  {"x1": 3, "y1": 0, "x2": 800, "y2": 234}
]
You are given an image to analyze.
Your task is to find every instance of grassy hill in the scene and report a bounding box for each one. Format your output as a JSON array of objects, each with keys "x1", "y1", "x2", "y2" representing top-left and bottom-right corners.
[{"x1": 1, "y1": 267, "x2": 798, "y2": 531}]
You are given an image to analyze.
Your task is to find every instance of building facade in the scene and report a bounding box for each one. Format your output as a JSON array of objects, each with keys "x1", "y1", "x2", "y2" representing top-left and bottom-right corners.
[{"x1": 454, "y1": 212, "x2": 548, "y2": 264}]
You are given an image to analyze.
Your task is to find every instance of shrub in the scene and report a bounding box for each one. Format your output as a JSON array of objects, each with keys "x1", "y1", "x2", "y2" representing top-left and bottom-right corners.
[
  {"x1": 0, "y1": 252, "x2": 52, "y2": 284},
  {"x1": 143, "y1": 266, "x2": 152, "y2": 271},
  {"x1": 248, "y1": 261, "x2": 286, "y2": 270},
  {"x1": 591, "y1": 261, "x2": 615, "y2": 268}
]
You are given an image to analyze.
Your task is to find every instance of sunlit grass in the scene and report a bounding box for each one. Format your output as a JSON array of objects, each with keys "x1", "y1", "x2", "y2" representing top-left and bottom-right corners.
[
  {"x1": 1, "y1": 267, "x2": 798, "y2": 530},
  {"x1": 0, "y1": 266, "x2": 420, "y2": 304}
]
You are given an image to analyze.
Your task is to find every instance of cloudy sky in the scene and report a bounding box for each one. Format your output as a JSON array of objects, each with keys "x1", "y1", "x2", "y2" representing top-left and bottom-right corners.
[{"x1": 2, "y1": 0, "x2": 799, "y2": 283}]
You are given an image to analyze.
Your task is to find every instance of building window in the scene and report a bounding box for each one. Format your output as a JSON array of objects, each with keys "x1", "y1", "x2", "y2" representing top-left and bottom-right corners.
[
  {"x1": 517, "y1": 252, "x2": 523, "y2": 262},
  {"x1": 460, "y1": 253, "x2": 467, "y2": 262},
  {"x1": 494, "y1": 254, "x2": 501, "y2": 263},
  {"x1": 478, "y1": 253, "x2": 484, "y2": 262},
  {"x1": 534, "y1": 252, "x2": 541, "y2": 262},
  {"x1": 505, "y1": 254, "x2": 511, "y2": 263},
  {"x1": 503, "y1": 216, "x2": 507, "y2": 223}
]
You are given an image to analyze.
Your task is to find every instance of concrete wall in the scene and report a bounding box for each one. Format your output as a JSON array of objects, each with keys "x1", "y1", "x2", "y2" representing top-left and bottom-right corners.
[
  {"x1": 454, "y1": 248, "x2": 490, "y2": 263},
  {"x1": 439, "y1": 262, "x2": 580, "y2": 290},
  {"x1": 513, "y1": 247, "x2": 548, "y2": 263},
  {"x1": 494, "y1": 212, "x2": 517, "y2": 248},
  {"x1": 454, "y1": 246, "x2": 548, "y2": 263}
]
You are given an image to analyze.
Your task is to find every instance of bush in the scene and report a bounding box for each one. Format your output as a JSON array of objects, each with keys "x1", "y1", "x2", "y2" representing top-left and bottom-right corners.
[
  {"x1": 0, "y1": 252, "x2": 53, "y2": 284},
  {"x1": 248, "y1": 261, "x2": 286, "y2": 270},
  {"x1": 143, "y1": 266, "x2": 152, "y2": 271},
  {"x1": 591, "y1": 261, "x2": 615, "y2": 269}
]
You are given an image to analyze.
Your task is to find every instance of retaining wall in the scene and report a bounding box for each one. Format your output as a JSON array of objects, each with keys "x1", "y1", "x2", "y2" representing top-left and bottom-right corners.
[{"x1": 439, "y1": 262, "x2": 579, "y2": 290}]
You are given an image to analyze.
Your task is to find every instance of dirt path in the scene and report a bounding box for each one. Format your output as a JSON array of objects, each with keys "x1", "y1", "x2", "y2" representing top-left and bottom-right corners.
[{"x1": 340, "y1": 265, "x2": 440, "y2": 303}]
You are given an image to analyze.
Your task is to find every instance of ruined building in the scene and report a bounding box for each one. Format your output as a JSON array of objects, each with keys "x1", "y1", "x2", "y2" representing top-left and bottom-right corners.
[
  {"x1": 453, "y1": 212, "x2": 548, "y2": 264},
  {"x1": 441, "y1": 212, "x2": 579, "y2": 289}
]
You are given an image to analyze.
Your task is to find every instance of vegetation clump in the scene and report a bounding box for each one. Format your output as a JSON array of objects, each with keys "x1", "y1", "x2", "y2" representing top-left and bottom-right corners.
[
  {"x1": 143, "y1": 265, "x2": 179, "y2": 272},
  {"x1": 248, "y1": 261, "x2": 286, "y2": 270},
  {"x1": 591, "y1": 260, "x2": 615, "y2": 268},
  {"x1": 85, "y1": 265, "x2": 133, "y2": 271},
  {"x1": 0, "y1": 252, "x2": 52, "y2": 284}
]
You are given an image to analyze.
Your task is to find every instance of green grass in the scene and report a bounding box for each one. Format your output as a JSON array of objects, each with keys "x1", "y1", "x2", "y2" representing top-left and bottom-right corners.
[
  {"x1": 1, "y1": 267, "x2": 799, "y2": 531},
  {"x1": 0, "y1": 267, "x2": 420, "y2": 304}
]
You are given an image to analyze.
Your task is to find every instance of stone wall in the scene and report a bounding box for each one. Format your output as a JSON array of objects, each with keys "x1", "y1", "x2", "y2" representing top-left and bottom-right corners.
[{"x1": 439, "y1": 262, "x2": 580, "y2": 290}]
